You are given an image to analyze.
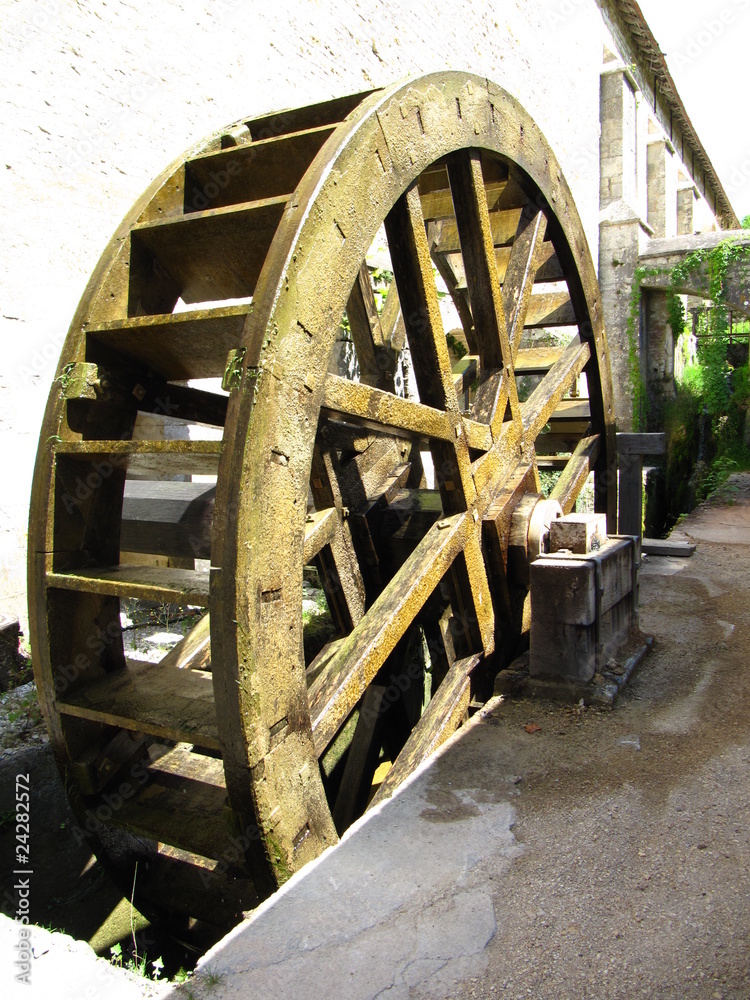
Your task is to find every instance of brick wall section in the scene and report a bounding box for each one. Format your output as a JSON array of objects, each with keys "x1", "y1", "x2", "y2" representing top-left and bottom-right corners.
[{"x1": 0, "y1": 0, "x2": 606, "y2": 628}]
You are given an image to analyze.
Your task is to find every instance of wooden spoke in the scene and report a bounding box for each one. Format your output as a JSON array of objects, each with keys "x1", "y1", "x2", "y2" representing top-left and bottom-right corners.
[
  {"x1": 322, "y1": 375, "x2": 454, "y2": 442},
  {"x1": 159, "y1": 612, "x2": 211, "y2": 671},
  {"x1": 446, "y1": 150, "x2": 520, "y2": 434},
  {"x1": 385, "y1": 184, "x2": 459, "y2": 413},
  {"x1": 549, "y1": 435, "x2": 601, "y2": 513},
  {"x1": 446, "y1": 151, "x2": 507, "y2": 370},
  {"x1": 369, "y1": 653, "x2": 481, "y2": 808},
  {"x1": 521, "y1": 338, "x2": 591, "y2": 443},
  {"x1": 303, "y1": 507, "x2": 338, "y2": 562},
  {"x1": 346, "y1": 264, "x2": 395, "y2": 391},
  {"x1": 309, "y1": 511, "x2": 470, "y2": 756},
  {"x1": 331, "y1": 684, "x2": 386, "y2": 832},
  {"x1": 502, "y1": 207, "x2": 548, "y2": 359}
]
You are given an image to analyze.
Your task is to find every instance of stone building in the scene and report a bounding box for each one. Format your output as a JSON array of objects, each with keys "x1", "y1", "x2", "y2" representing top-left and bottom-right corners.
[{"x1": 0, "y1": 0, "x2": 736, "y2": 632}]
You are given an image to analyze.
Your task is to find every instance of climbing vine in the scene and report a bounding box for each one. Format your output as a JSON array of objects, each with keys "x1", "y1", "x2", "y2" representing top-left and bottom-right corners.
[
  {"x1": 671, "y1": 238, "x2": 750, "y2": 421},
  {"x1": 626, "y1": 236, "x2": 750, "y2": 428}
]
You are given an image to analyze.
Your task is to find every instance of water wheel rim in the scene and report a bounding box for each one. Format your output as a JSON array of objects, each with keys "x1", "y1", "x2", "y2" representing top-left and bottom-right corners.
[{"x1": 212, "y1": 72, "x2": 616, "y2": 884}]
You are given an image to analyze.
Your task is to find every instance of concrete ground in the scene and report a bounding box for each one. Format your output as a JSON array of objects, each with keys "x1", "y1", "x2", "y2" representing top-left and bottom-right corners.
[{"x1": 5, "y1": 474, "x2": 750, "y2": 999}]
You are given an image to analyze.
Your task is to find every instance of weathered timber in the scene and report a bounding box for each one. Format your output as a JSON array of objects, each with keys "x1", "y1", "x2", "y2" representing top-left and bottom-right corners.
[
  {"x1": 87, "y1": 305, "x2": 251, "y2": 380},
  {"x1": 522, "y1": 340, "x2": 591, "y2": 442},
  {"x1": 332, "y1": 684, "x2": 387, "y2": 833},
  {"x1": 514, "y1": 346, "x2": 563, "y2": 375},
  {"x1": 549, "y1": 435, "x2": 600, "y2": 514},
  {"x1": 159, "y1": 613, "x2": 211, "y2": 672},
  {"x1": 47, "y1": 565, "x2": 210, "y2": 605},
  {"x1": 105, "y1": 757, "x2": 233, "y2": 861},
  {"x1": 54, "y1": 440, "x2": 222, "y2": 477},
  {"x1": 186, "y1": 125, "x2": 336, "y2": 209},
  {"x1": 121, "y1": 480, "x2": 216, "y2": 560},
  {"x1": 131, "y1": 197, "x2": 287, "y2": 307},
  {"x1": 369, "y1": 654, "x2": 481, "y2": 808},
  {"x1": 58, "y1": 660, "x2": 219, "y2": 749},
  {"x1": 309, "y1": 513, "x2": 470, "y2": 755}
]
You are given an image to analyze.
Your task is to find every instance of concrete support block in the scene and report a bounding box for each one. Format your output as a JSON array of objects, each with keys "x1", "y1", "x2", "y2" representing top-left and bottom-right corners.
[{"x1": 529, "y1": 538, "x2": 637, "y2": 683}]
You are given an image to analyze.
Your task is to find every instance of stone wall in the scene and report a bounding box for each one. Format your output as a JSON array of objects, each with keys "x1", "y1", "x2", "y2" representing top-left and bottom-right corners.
[{"x1": 0, "y1": 0, "x2": 609, "y2": 629}]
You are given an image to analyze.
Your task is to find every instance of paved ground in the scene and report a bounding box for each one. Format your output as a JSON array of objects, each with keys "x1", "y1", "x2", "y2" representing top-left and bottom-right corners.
[{"x1": 4, "y1": 475, "x2": 749, "y2": 999}]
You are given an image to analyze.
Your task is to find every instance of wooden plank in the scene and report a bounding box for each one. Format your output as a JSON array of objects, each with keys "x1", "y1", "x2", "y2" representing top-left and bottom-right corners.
[
  {"x1": 186, "y1": 125, "x2": 336, "y2": 209},
  {"x1": 105, "y1": 767, "x2": 231, "y2": 862},
  {"x1": 246, "y1": 90, "x2": 371, "y2": 141},
  {"x1": 303, "y1": 507, "x2": 338, "y2": 563},
  {"x1": 309, "y1": 511, "x2": 470, "y2": 756},
  {"x1": 147, "y1": 744, "x2": 226, "y2": 787},
  {"x1": 521, "y1": 339, "x2": 591, "y2": 442},
  {"x1": 616, "y1": 432, "x2": 666, "y2": 456},
  {"x1": 550, "y1": 435, "x2": 600, "y2": 514},
  {"x1": 369, "y1": 654, "x2": 481, "y2": 808},
  {"x1": 442, "y1": 242, "x2": 563, "y2": 287},
  {"x1": 47, "y1": 565, "x2": 210, "y2": 605},
  {"x1": 618, "y1": 452, "x2": 643, "y2": 537},
  {"x1": 131, "y1": 197, "x2": 287, "y2": 304},
  {"x1": 514, "y1": 346, "x2": 562, "y2": 375},
  {"x1": 503, "y1": 207, "x2": 548, "y2": 357},
  {"x1": 385, "y1": 185, "x2": 457, "y2": 411},
  {"x1": 523, "y1": 291, "x2": 577, "y2": 328},
  {"x1": 87, "y1": 305, "x2": 251, "y2": 380},
  {"x1": 642, "y1": 538, "x2": 696, "y2": 557},
  {"x1": 136, "y1": 846, "x2": 259, "y2": 925},
  {"x1": 55, "y1": 440, "x2": 222, "y2": 477},
  {"x1": 420, "y1": 179, "x2": 507, "y2": 221},
  {"x1": 445, "y1": 151, "x2": 511, "y2": 380},
  {"x1": 58, "y1": 659, "x2": 220, "y2": 749},
  {"x1": 548, "y1": 400, "x2": 592, "y2": 422},
  {"x1": 65, "y1": 368, "x2": 229, "y2": 427},
  {"x1": 121, "y1": 480, "x2": 216, "y2": 560},
  {"x1": 332, "y1": 684, "x2": 386, "y2": 832},
  {"x1": 346, "y1": 264, "x2": 392, "y2": 390},
  {"x1": 321, "y1": 375, "x2": 454, "y2": 443},
  {"x1": 159, "y1": 613, "x2": 211, "y2": 671},
  {"x1": 433, "y1": 207, "x2": 524, "y2": 254}
]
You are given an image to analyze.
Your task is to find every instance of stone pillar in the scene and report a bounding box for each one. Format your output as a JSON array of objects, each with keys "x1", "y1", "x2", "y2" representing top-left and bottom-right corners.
[
  {"x1": 677, "y1": 184, "x2": 695, "y2": 236},
  {"x1": 643, "y1": 288, "x2": 675, "y2": 429},
  {"x1": 599, "y1": 67, "x2": 646, "y2": 431},
  {"x1": 647, "y1": 138, "x2": 678, "y2": 239},
  {"x1": 600, "y1": 69, "x2": 638, "y2": 209}
]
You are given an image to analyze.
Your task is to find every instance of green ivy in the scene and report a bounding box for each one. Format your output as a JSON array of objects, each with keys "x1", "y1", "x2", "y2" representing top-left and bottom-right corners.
[
  {"x1": 627, "y1": 237, "x2": 750, "y2": 432},
  {"x1": 626, "y1": 266, "x2": 654, "y2": 430}
]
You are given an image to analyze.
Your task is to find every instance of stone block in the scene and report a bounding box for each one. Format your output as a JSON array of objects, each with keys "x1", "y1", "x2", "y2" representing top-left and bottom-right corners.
[
  {"x1": 550, "y1": 512, "x2": 607, "y2": 554},
  {"x1": 0, "y1": 615, "x2": 21, "y2": 692},
  {"x1": 529, "y1": 538, "x2": 637, "y2": 683}
]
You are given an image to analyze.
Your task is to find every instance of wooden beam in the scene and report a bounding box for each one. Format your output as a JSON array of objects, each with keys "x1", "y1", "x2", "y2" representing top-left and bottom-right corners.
[
  {"x1": 368, "y1": 653, "x2": 481, "y2": 808},
  {"x1": 309, "y1": 512, "x2": 470, "y2": 756}
]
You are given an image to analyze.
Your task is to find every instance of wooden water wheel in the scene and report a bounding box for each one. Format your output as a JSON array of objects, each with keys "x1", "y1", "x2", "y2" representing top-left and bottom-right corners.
[{"x1": 28, "y1": 72, "x2": 616, "y2": 932}]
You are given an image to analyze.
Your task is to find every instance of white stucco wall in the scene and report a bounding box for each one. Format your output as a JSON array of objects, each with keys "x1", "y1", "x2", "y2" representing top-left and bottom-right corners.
[{"x1": 0, "y1": 0, "x2": 607, "y2": 630}]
